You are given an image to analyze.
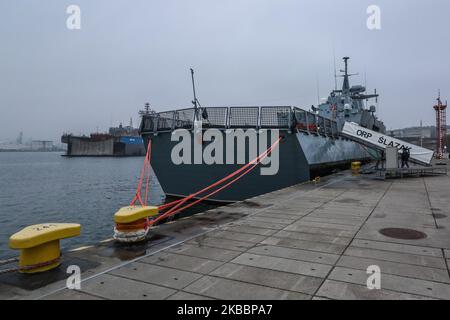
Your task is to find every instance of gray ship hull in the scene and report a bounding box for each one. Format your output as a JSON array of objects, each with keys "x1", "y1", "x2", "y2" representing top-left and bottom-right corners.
[
  {"x1": 297, "y1": 132, "x2": 368, "y2": 166},
  {"x1": 143, "y1": 130, "x2": 370, "y2": 202}
]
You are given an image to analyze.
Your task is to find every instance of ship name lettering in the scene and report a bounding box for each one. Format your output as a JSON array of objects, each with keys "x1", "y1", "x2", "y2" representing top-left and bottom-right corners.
[{"x1": 356, "y1": 130, "x2": 373, "y2": 139}]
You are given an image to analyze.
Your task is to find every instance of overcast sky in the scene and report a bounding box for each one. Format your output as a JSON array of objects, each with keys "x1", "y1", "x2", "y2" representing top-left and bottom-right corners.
[{"x1": 0, "y1": 0, "x2": 449, "y2": 142}]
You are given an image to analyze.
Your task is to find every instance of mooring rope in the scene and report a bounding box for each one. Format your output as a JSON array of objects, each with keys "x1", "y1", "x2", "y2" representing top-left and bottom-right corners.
[
  {"x1": 130, "y1": 139, "x2": 152, "y2": 207},
  {"x1": 0, "y1": 256, "x2": 61, "y2": 274},
  {"x1": 0, "y1": 257, "x2": 19, "y2": 266},
  {"x1": 153, "y1": 136, "x2": 282, "y2": 223}
]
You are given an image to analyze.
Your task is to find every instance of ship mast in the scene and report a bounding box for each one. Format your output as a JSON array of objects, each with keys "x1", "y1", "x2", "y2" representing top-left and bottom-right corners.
[
  {"x1": 342, "y1": 57, "x2": 350, "y2": 93},
  {"x1": 190, "y1": 68, "x2": 200, "y2": 121}
]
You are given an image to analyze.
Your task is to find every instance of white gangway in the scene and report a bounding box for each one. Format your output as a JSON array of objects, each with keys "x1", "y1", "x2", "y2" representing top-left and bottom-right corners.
[{"x1": 340, "y1": 122, "x2": 434, "y2": 166}]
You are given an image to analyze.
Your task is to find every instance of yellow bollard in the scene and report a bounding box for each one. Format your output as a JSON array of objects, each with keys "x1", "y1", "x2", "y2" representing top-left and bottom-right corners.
[
  {"x1": 113, "y1": 206, "x2": 159, "y2": 243},
  {"x1": 351, "y1": 161, "x2": 361, "y2": 175},
  {"x1": 9, "y1": 223, "x2": 81, "y2": 274}
]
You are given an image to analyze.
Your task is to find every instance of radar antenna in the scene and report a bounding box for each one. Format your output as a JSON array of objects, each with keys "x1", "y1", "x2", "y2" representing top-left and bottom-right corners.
[
  {"x1": 138, "y1": 102, "x2": 154, "y2": 117},
  {"x1": 339, "y1": 57, "x2": 359, "y2": 92}
]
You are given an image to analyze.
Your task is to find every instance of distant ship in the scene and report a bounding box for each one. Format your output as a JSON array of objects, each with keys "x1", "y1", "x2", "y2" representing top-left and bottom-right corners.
[
  {"x1": 139, "y1": 57, "x2": 386, "y2": 202},
  {"x1": 61, "y1": 122, "x2": 145, "y2": 157}
]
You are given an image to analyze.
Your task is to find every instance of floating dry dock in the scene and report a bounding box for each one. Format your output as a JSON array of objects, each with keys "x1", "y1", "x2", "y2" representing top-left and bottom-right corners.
[{"x1": 1, "y1": 162, "x2": 450, "y2": 300}]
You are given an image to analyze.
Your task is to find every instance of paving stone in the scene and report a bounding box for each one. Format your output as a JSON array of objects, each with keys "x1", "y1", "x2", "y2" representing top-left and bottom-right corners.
[
  {"x1": 278, "y1": 208, "x2": 317, "y2": 215},
  {"x1": 188, "y1": 236, "x2": 255, "y2": 252},
  {"x1": 283, "y1": 225, "x2": 357, "y2": 238},
  {"x1": 262, "y1": 237, "x2": 347, "y2": 254},
  {"x1": 43, "y1": 289, "x2": 104, "y2": 300},
  {"x1": 141, "y1": 252, "x2": 223, "y2": 274},
  {"x1": 343, "y1": 247, "x2": 447, "y2": 269},
  {"x1": 328, "y1": 267, "x2": 450, "y2": 300},
  {"x1": 80, "y1": 274, "x2": 176, "y2": 300},
  {"x1": 302, "y1": 216, "x2": 364, "y2": 226},
  {"x1": 235, "y1": 220, "x2": 288, "y2": 230},
  {"x1": 167, "y1": 244, "x2": 241, "y2": 262},
  {"x1": 319, "y1": 205, "x2": 374, "y2": 213},
  {"x1": 221, "y1": 225, "x2": 278, "y2": 236},
  {"x1": 309, "y1": 212, "x2": 368, "y2": 220},
  {"x1": 184, "y1": 276, "x2": 311, "y2": 300},
  {"x1": 243, "y1": 216, "x2": 295, "y2": 225},
  {"x1": 367, "y1": 216, "x2": 437, "y2": 229},
  {"x1": 248, "y1": 245, "x2": 340, "y2": 265},
  {"x1": 210, "y1": 263, "x2": 323, "y2": 295},
  {"x1": 254, "y1": 212, "x2": 304, "y2": 219},
  {"x1": 272, "y1": 230, "x2": 352, "y2": 246},
  {"x1": 337, "y1": 255, "x2": 450, "y2": 283},
  {"x1": 316, "y1": 280, "x2": 435, "y2": 300},
  {"x1": 166, "y1": 291, "x2": 213, "y2": 300},
  {"x1": 292, "y1": 221, "x2": 360, "y2": 231},
  {"x1": 231, "y1": 253, "x2": 332, "y2": 278},
  {"x1": 444, "y1": 249, "x2": 450, "y2": 259},
  {"x1": 207, "y1": 230, "x2": 267, "y2": 243},
  {"x1": 109, "y1": 262, "x2": 202, "y2": 290},
  {"x1": 351, "y1": 239, "x2": 443, "y2": 257}
]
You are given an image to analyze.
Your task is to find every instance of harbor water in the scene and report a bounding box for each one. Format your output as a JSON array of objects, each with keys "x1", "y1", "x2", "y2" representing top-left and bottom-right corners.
[{"x1": 0, "y1": 152, "x2": 166, "y2": 260}]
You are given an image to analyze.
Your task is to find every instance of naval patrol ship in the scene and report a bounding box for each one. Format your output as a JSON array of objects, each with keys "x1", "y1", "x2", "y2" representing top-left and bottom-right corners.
[{"x1": 139, "y1": 57, "x2": 385, "y2": 202}]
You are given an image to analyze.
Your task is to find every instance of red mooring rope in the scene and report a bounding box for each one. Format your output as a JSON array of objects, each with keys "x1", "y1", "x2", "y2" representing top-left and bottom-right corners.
[
  {"x1": 130, "y1": 139, "x2": 152, "y2": 207},
  {"x1": 130, "y1": 136, "x2": 282, "y2": 225},
  {"x1": 154, "y1": 137, "x2": 282, "y2": 223}
]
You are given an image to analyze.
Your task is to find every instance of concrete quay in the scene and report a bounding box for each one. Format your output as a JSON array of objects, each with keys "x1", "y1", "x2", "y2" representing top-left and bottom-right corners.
[{"x1": 1, "y1": 163, "x2": 450, "y2": 300}]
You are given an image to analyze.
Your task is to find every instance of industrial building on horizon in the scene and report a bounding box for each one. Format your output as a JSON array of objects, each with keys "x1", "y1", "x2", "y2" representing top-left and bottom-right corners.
[{"x1": 0, "y1": 132, "x2": 64, "y2": 152}]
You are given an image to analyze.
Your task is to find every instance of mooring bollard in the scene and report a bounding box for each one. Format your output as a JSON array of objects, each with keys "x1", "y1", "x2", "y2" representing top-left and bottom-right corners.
[
  {"x1": 351, "y1": 161, "x2": 362, "y2": 175},
  {"x1": 9, "y1": 223, "x2": 81, "y2": 274},
  {"x1": 113, "y1": 206, "x2": 159, "y2": 243},
  {"x1": 312, "y1": 176, "x2": 321, "y2": 185}
]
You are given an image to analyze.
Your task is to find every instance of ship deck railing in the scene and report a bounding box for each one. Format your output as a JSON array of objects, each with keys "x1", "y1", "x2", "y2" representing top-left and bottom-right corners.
[{"x1": 140, "y1": 106, "x2": 341, "y2": 139}]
